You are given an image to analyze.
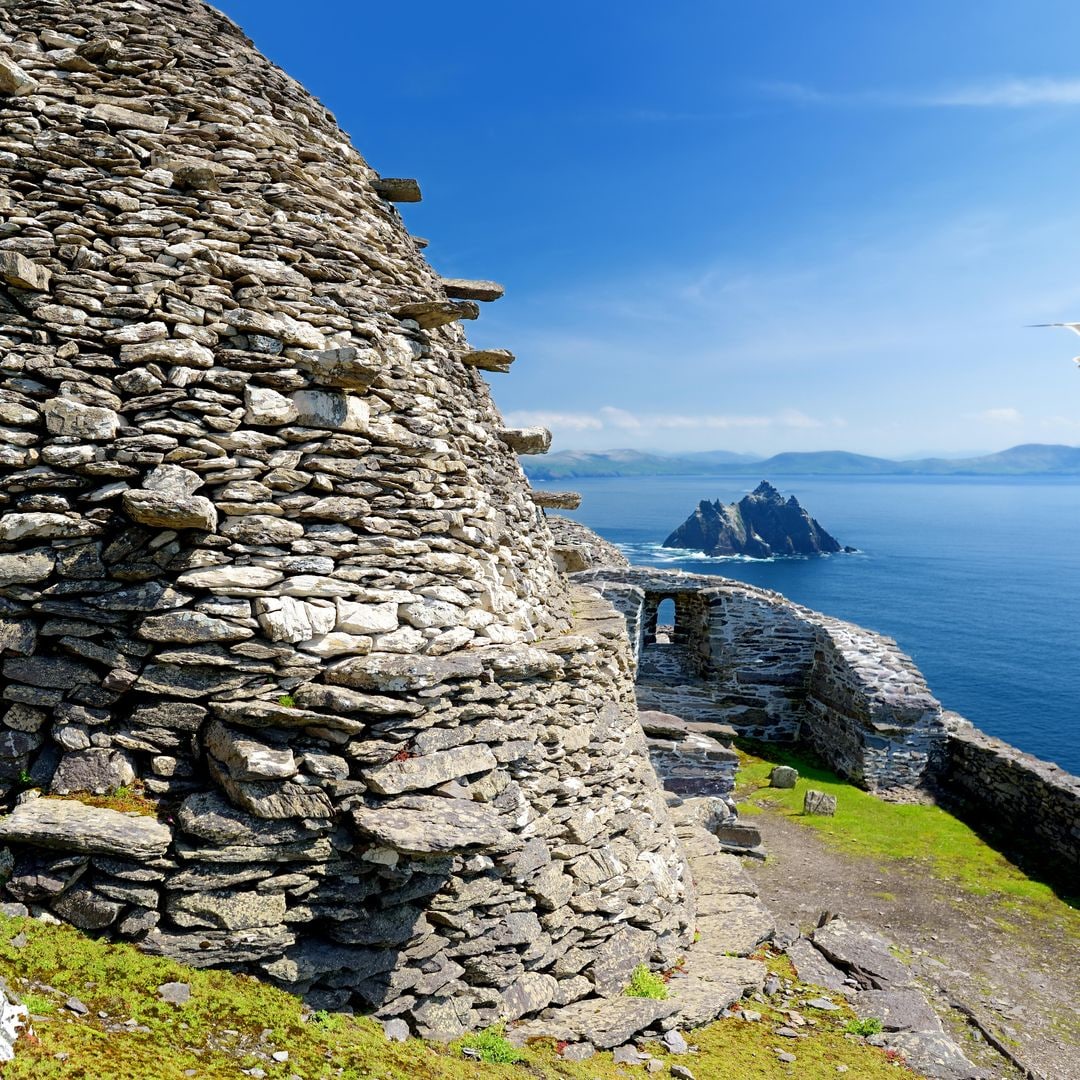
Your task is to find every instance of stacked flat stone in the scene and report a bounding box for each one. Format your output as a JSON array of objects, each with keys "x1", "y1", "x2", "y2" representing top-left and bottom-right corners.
[{"x1": 0, "y1": 0, "x2": 693, "y2": 1036}]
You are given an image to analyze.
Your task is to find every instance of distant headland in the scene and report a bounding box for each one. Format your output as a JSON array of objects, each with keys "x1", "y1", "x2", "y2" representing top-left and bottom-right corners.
[
  {"x1": 523, "y1": 443, "x2": 1080, "y2": 480},
  {"x1": 663, "y1": 481, "x2": 849, "y2": 557}
]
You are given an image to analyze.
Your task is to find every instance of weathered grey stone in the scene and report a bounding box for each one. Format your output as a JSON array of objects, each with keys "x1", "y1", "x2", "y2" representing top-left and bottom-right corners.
[
  {"x1": 371, "y1": 177, "x2": 421, "y2": 202},
  {"x1": 141, "y1": 925, "x2": 294, "y2": 967},
  {"x1": 50, "y1": 883, "x2": 123, "y2": 930},
  {"x1": 393, "y1": 299, "x2": 478, "y2": 328},
  {"x1": 510, "y1": 997, "x2": 679, "y2": 1050},
  {"x1": 50, "y1": 749, "x2": 136, "y2": 796},
  {"x1": 351, "y1": 797, "x2": 514, "y2": 854},
  {"x1": 811, "y1": 920, "x2": 912, "y2": 990},
  {"x1": 441, "y1": 278, "x2": 504, "y2": 302},
  {"x1": 0, "y1": 249, "x2": 48, "y2": 289},
  {"x1": 0, "y1": 55, "x2": 36, "y2": 97},
  {"x1": 290, "y1": 389, "x2": 368, "y2": 432},
  {"x1": 255, "y1": 596, "x2": 336, "y2": 644},
  {"x1": 0, "y1": 514, "x2": 100, "y2": 541},
  {"x1": 803, "y1": 789, "x2": 837, "y2": 816},
  {"x1": 120, "y1": 339, "x2": 215, "y2": 367},
  {"x1": 769, "y1": 765, "x2": 799, "y2": 788},
  {"x1": 498, "y1": 427, "x2": 552, "y2": 455},
  {"x1": 327, "y1": 653, "x2": 484, "y2": 691},
  {"x1": 138, "y1": 611, "x2": 254, "y2": 644},
  {"x1": 123, "y1": 490, "x2": 218, "y2": 532},
  {"x1": 168, "y1": 888, "x2": 287, "y2": 931},
  {"x1": 855, "y1": 989, "x2": 941, "y2": 1032},
  {"x1": 90, "y1": 102, "x2": 169, "y2": 132},
  {"x1": 296, "y1": 347, "x2": 381, "y2": 390},
  {"x1": 221, "y1": 516, "x2": 304, "y2": 545},
  {"x1": 532, "y1": 490, "x2": 581, "y2": 510},
  {"x1": 0, "y1": 550, "x2": 54, "y2": 586},
  {"x1": 44, "y1": 398, "x2": 119, "y2": 440},
  {"x1": 205, "y1": 721, "x2": 297, "y2": 781},
  {"x1": 460, "y1": 348, "x2": 515, "y2": 373},
  {"x1": 176, "y1": 566, "x2": 283, "y2": 591},
  {"x1": 244, "y1": 385, "x2": 299, "y2": 426},
  {"x1": 587, "y1": 925, "x2": 656, "y2": 995},
  {"x1": 157, "y1": 982, "x2": 191, "y2": 1006},
  {"x1": 0, "y1": 800, "x2": 171, "y2": 859},
  {"x1": 362, "y1": 745, "x2": 498, "y2": 795}
]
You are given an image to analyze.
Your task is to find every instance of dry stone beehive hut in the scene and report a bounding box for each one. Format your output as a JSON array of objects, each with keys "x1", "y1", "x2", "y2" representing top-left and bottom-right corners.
[{"x1": 0, "y1": 0, "x2": 694, "y2": 1035}]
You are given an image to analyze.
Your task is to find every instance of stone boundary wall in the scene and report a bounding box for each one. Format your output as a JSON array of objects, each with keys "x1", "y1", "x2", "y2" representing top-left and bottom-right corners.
[
  {"x1": 580, "y1": 564, "x2": 1080, "y2": 872},
  {"x1": 577, "y1": 569, "x2": 948, "y2": 792},
  {"x1": 938, "y1": 715, "x2": 1080, "y2": 882}
]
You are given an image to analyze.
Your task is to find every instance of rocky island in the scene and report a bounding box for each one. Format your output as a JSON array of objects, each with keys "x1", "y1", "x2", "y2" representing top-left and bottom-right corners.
[{"x1": 663, "y1": 481, "x2": 848, "y2": 557}]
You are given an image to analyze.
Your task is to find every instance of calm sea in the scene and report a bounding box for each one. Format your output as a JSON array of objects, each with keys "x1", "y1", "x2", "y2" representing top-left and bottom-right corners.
[{"x1": 541, "y1": 474, "x2": 1080, "y2": 776}]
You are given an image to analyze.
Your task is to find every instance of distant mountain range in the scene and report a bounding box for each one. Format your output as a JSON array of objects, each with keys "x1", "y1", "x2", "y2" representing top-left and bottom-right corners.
[{"x1": 523, "y1": 444, "x2": 1080, "y2": 480}]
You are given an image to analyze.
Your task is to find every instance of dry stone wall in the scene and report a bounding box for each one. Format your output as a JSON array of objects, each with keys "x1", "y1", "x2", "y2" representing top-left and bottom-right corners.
[
  {"x1": 0, "y1": 0, "x2": 693, "y2": 1036},
  {"x1": 578, "y1": 568, "x2": 949, "y2": 794}
]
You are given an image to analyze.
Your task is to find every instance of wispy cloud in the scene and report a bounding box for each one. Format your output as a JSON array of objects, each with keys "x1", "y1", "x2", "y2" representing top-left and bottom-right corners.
[
  {"x1": 981, "y1": 407, "x2": 1023, "y2": 423},
  {"x1": 759, "y1": 76, "x2": 1080, "y2": 109},
  {"x1": 504, "y1": 407, "x2": 838, "y2": 437}
]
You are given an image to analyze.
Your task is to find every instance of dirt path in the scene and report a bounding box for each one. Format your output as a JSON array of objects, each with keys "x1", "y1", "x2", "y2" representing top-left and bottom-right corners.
[{"x1": 743, "y1": 807, "x2": 1080, "y2": 1080}]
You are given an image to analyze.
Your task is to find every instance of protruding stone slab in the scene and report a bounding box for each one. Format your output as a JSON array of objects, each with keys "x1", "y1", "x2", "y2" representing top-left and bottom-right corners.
[
  {"x1": 351, "y1": 796, "x2": 514, "y2": 854},
  {"x1": 372, "y1": 177, "x2": 421, "y2": 202},
  {"x1": 533, "y1": 490, "x2": 582, "y2": 510},
  {"x1": 0, "y1": 250, "x2": 50, "y2": 291},
  {"x1": 460, "y1": 348, "x2": 515, "y2": 373},
  {"x1": 441, "y1": 278, "x2": 504, "y2": 302},
  {"x1": 394, "y1": 299, "x2": 479, "y2": 329},
  {"x1": 362, "y1": 745, "x2": 498, "y2": 795},
  {"x1": 498, "y1": 428, "x2": 551, "y2": 457},
  {"x1": 0, "y1": 55, "x2": 37, "y2": 97},
  {"x1": 0, "y1": 799, "x2": 171, "y2": 859}
]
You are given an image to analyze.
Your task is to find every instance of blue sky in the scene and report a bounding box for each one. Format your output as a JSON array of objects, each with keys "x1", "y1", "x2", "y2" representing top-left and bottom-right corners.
[{"x1": 217, "y1": 0, "x2": 1080, "y2": 456}]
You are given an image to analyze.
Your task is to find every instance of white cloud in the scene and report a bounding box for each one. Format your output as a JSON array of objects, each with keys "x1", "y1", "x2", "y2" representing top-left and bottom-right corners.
[
  {"x1": 505, "y1": 406, "x2": 835, "y2": 437},
  {"x1": 502, "y1": 410, "x2": 602, "y2": 432},
  {"x1": 982, "y1": 407, "x2": 1022, "y2": 423},
  {"x1": 758, "y1": 77, "x2": 1080, "y2": 109}
]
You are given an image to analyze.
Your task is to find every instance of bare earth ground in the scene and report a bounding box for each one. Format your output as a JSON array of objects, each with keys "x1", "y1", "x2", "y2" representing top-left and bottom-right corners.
[{"x1": 743, "y1": 808, "x2": 1080, "y2": 1080}]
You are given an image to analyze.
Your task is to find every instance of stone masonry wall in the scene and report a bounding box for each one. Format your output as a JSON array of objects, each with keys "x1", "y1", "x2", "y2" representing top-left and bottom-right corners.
[
  {"x1": 0, "y1": 0, "x2": 693, "y2": 1037},
  {"x1": 578, "y1": 568, "x2": 948, "y2": 793},
  {"x1": 938, "y1": 715, "x2": 1080, "y2": 882}
]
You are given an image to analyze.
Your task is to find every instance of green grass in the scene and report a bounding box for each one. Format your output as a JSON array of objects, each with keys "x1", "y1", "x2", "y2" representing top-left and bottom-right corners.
[
  {"x1": 736, "y1": 742, "x2": 1080, "y2": 930},
  {"x1": 845, "y1": 1017, "x2": 884, "y2": 1036},
  {"x1": 456, "y1": 1026, "x2": 521, "y2": 1064},
  {"x1": 623, "y1": 963, "x2": 668, "y2": 1000},
  {"x1": 0, "y1": 912, "x2": 919, "y2": 1080}
]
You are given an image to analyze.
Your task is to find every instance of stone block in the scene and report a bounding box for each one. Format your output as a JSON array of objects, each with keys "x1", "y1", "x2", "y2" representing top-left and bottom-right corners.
[
  {"x1": 441, "y1": 278, "x2": 504, "y2": 302},
  {"x1": 44, "y1": 398, "x2": 119, "y2": 440},
  {"x1": 290, "y1": 389, "x2": 369, "y2": 432},
  {"x1": 0, "y1": 799, "x2": 171, "y2": 859},
  {"x1": 460, "y1": 348, "x2": 515, "y2": 372},
  {"x1": 123, "y1": 490, "x2": 217, "y2": 532},
  {"x1": 803, "y1": 789, "x2": 837, "y2": 816},
  {"x1": 498, "y1": 426, "x2": 552, "y2": 455},
  {"x1": 769, "y1": 765, "x2": 798, "y2": 788},
  {"x1": 0, "y1": 250, "x2": 49, "y2": 290}
]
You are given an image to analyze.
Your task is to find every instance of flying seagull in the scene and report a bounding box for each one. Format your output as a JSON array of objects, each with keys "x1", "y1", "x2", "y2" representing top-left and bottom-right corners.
[{"x1": 1026, "y1": 323, "x2": 1080, "y2": 366}]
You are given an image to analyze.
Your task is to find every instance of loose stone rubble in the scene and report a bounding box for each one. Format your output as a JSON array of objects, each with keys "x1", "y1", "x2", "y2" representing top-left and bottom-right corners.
[{"x1": 0, "y1": 0, "x2": 694, "y2": 1036}]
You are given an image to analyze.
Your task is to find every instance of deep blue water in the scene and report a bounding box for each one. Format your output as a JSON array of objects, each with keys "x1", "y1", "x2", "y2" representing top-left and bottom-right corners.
[{"x1": 542, "y1": 475, "x2": 1080, "y2": 775}]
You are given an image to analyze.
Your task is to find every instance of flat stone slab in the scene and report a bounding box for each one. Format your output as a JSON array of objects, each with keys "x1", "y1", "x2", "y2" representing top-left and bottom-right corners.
[
  {"x1": 811, "y1": 919, "x2": 912, "y2": 990},
  {"x1": 371, "y1": 177, "x2": 421, "y2": 202},
  {"x1": 855, "y1": 988, "x2": 942, "y2": 1032},
  {"x1": 785, "y1": 937, "x2": 851, "y2": 993},
  {"x1": 638, "y1": 710, "x2": 689, "y2": 739},
  {"x1": 690, "y1": 853, "x2": 760, "y2": 903},
  {"x1": 460, "y1": 348, "x2": 514, "y2": 372},
  {"x1": 882, "y1": 1030, "x2": 987, "y2": 1080},
  {"x1": 695, "y1": 901, "x2": 774, "y2": 957},
  {"x1": 509, "y1": 997, "x2": 679, "y2": 1049},
  {"x1": 441, "y1": 278, "x2": 504, "y2": 302},
  {"x1": 351, "y1": 796, "x2": 514, "y2": 855},
  {"x1": 666, "y1": 956, "x2": 765, "y2": 1028},
  {"x1": 532, "y1": 490, "x2": 581, "y2": 510},
  {"x1": 0, "y1": 799, "x2": 171, "y2": 859}
]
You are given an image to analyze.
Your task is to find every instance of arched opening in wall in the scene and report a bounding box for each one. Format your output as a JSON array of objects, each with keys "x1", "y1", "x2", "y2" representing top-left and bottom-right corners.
[{"x1": 655, "y1": 598, "x2": 676, "y2": 643}]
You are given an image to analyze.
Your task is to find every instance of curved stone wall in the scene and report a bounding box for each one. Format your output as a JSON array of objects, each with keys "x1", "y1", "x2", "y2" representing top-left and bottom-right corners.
[{"x1": 0, "y1": 0, "x2": 692, "y2": 1035}]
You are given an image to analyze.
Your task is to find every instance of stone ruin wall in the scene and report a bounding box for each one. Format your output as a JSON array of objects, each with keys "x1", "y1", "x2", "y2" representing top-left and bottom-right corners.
[
  {"x1": 578, "y1": 565, "x2": 1080, "y2": 882},
  {"x1": 580, "y1": 568, "x2": 947, "y2": 794},
  {"x1": 0, "y1": 0, "x2": 695, "y2": 1037}
]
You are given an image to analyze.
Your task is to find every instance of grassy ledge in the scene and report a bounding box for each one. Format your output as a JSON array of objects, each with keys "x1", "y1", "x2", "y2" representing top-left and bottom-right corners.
[
  {"x1": 0, "y1": 912, "x2": 920, "y2": 1079},
  {"x1": 735, "y1": 741, "x2": 1079, "y2": 929}
]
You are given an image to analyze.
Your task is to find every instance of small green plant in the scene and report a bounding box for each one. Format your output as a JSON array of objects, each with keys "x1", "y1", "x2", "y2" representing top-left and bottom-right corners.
[
  {"x1": 277, "y1": 694, "x2": 297, "y2": 708},
  {"x1": 21, "y1": 992, "x2": 56, "y2": 1017},
  {"x1": 624, "y1": 963, "x2": 669, "y2": 1000},
  {"x1": 17, "y1": 770, "x2": 32, "y2": 786},
  {"x1": 458, "y1": 1025, "x2": 521, "y2": 1064},
  {"x1": 845, "y1": 1016, "x2": 884, "y2": 1036},
  {"x1": 308, "y1": 1009, "x2": 346, "y2": 1033}
]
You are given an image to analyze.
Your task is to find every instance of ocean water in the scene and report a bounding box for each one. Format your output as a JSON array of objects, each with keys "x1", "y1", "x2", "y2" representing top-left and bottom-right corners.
[{"x1": 542, "y1": 474, "x2": 1080, "y2": 775}]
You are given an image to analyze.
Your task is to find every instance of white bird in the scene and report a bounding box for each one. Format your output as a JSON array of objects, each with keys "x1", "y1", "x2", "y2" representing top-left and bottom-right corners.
[{"x1": 1026, "y1": 323, "x2": 1080, "y2": 367}]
